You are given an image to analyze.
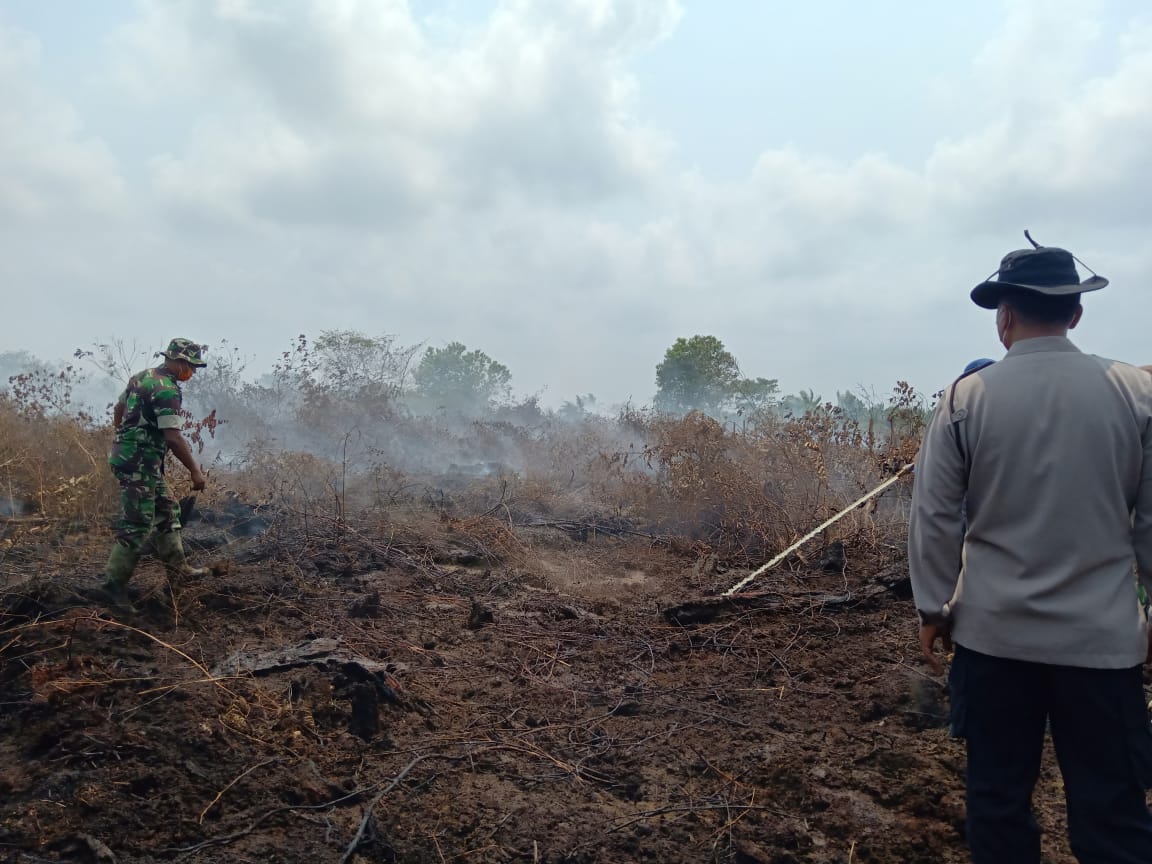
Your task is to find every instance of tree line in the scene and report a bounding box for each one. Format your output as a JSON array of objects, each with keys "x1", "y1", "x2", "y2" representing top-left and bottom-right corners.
[{"x1": 0, "y1": 331, "x2": 895, "y2": 424}]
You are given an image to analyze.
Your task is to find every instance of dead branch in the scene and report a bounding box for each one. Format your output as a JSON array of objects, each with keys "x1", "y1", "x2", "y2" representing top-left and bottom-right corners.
[
  {"x1": 608, "y1": 801, "x2": 796, "y2": 833},
  {"x1": 167, "y1": 755, "x2": 431, "y2": 861},
  {"x1": 337, "y1": 755, "x2": 431, "y2": 864},
  {"x1": 479, "y1": 479, "x2": 510, "y2": 518},
  {"x1": 661, "y1": 584, "x2": 887, "y2": 626},
  {"x1": 198, "y1": 758, "x2": 279, "y2": 824},
  {"x1": 1, "y1": 614, "x2": 241, "y2": 697},
  {"x1": 523, "y1": 517, "x2": 669, "y2": 543}
]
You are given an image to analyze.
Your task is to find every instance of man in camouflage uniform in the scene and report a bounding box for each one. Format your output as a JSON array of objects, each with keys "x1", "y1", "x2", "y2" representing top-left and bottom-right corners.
[{"x1": 88, "y1": 338, "x2": 210, "y2": 607}]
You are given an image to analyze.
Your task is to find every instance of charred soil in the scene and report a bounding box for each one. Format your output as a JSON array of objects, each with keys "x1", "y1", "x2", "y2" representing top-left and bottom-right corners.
[{"x1": 0, "y1": 509, "x2": 1105, "y2": 863}]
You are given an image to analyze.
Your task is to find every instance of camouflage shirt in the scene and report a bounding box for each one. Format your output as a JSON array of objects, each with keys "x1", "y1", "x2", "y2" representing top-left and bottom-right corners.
[{"x1": 109, "y1": 367, "x2": 183, "y2": 473}]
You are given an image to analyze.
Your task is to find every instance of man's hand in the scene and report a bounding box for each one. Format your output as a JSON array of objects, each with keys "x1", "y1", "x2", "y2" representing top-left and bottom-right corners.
[
  {"x1": 920, "y1": 621, "x2": 953, "y2": 676},
  {"x1": 165, "y1": 429, "x2": 206, "y2": 489}
]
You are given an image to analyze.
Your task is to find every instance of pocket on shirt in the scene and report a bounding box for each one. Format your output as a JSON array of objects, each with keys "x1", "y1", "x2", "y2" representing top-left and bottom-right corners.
[{"x1": 947, "y1": 648, "x2": 968, "y2": 740}]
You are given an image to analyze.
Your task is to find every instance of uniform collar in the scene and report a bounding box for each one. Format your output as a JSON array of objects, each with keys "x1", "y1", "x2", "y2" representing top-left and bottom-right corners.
[
  {"x1": 151, "y1": 365, "x2": 183, "y2": 388},
  {"x1": 1004, "y1": 335, "x2": 1081, "y2": 357}
]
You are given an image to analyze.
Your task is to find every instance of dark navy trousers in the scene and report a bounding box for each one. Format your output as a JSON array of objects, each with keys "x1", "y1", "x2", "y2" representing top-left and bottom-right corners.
[{"x1": 950, "y1": 645, "x2": 1152, "y2": 863}]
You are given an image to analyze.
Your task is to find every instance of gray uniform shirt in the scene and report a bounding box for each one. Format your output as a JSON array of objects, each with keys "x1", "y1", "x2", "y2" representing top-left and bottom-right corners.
[{"x1": 909, "y1": 336, "x2": 1152, "y2": 669}]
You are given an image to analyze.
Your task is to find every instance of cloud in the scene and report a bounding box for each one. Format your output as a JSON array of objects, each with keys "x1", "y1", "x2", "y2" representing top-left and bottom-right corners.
[
  {"x1": 971, "y1": 0, "x2": 1105, "y2": 96},
  {"x1": 928, "y1": 7, "x2": 1152, "y2": 230},
  {"x1": 118, "y1": 0, "x2": 681, "y2": 228},
  {"x1": 3, "y1": 0, "x2": 1152, "y2": 408},
  {"x1": 0, "y1": 23, "x2": 125, "y2": 225},
  {"x1": 116, "y1": 0, "x2": 1152, "y2": 279}
]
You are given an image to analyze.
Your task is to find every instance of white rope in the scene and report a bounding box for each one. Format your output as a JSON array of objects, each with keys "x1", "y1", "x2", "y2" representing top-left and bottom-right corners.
[{"x1": 722, "y1": 463, "x2": 914, "y2": 596}]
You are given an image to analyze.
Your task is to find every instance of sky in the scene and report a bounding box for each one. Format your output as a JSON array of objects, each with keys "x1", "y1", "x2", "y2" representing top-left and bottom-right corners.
[{"x1": 2, "y1": 0, "x2": 1151, "y2": 409}]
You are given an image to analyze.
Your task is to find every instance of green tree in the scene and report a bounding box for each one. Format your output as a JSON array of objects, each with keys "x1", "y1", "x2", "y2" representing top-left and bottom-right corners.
[
  {"x1": 836, "y1": 389, "x2": 886, "y2": 427},
  {"x1": 730, "y1": 377, "x2": 779, "y2": 416},
  {"x1": 654, "y1": 335, "x2": 777, "y2": 416},
  {"x1": 311, "y1": 330, "x2": 419, "y2": 399},
  {"x1": 412, "y1": 342, "x2": 512, "y2": 414},
  {"x1": 654, "y1": 336, "x2": 739, "y2": 414},
  {"x1": 557, "y1": 393, "x2": 597, "y2": 421},
  {"x1": 779, "y1": 388, "x2": 824, "y2": 417},
  {"x1": 251, "y1": 331, "x2": 419, "y2": 432},
  {"x1": 835, "y1": 390, "x2": 868, "y2": 422}
]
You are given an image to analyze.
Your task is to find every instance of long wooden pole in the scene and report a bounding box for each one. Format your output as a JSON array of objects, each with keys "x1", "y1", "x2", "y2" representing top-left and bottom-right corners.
[{"x1": 723, "y1": 463, "x2": 914, "y2": 596}]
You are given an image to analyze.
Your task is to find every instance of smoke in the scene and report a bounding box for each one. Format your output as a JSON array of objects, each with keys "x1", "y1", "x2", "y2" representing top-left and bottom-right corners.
[
  {"x1": 175, "y1": 338, "x2": 634, "y2": 485},
  {"x1": 184, "y1": 387, "x2": 614, "y2": 482},
  {"x1": 4, "y1": 337, "x2": 894, "y2": 525}
]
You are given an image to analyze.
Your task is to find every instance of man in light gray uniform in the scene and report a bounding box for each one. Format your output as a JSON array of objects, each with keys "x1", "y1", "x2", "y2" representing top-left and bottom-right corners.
[{"x1": 909, "y1": 241, "x2": 1152, "y2": 862}]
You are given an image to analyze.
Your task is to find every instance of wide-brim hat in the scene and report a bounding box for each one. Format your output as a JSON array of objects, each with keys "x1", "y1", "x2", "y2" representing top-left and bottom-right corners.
[
  {"x1": 971, "y1": 245, "x2": 1107, "y2": 309},
  {"x1": 161, "y1": 338, "x2": 208, "y2": 367}
]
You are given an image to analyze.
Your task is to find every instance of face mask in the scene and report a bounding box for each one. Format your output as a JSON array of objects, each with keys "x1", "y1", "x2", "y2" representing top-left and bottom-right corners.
[{"x1": 176, "y1": 364, "x2": 194, "y2": 382}]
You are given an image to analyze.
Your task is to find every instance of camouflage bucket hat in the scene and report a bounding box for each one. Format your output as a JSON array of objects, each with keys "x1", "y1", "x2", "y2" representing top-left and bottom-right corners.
[{"x1": 162, "y1": 338, "x2": 208, "y2": 367}]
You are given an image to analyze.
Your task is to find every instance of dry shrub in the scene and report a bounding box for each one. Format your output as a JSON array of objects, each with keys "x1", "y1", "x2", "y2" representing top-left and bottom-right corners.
[
  {"x1": 0, "y1": 344, "x2": 925, "y2": 583},
  {"x1": 0, "y1": 393, "x2": 116, "y2": 528},
  {"x1": 225, "y1": 439, "x2": 358, "y2": 515},
  {"x1": 445, "y1": 515, "x2": 526, "y2": 564},
  {"x1": 580, "y1": 409, "x2": 910, "y2": 565}
]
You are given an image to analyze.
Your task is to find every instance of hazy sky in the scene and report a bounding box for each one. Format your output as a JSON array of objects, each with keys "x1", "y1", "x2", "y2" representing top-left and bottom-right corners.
[{"x1": 3, "y1": 0, "x2": 1150, "y2": 408}]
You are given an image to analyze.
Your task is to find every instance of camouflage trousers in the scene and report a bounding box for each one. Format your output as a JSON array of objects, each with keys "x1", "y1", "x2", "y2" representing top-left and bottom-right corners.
[{"x1": 112, "y1": 466, "x2": 181, "y2": 549}]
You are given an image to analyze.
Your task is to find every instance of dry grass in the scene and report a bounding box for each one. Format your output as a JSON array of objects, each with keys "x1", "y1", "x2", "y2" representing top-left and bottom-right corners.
[
  {"x1": 0, "y1": 394, "x2": 116, "y2": 526},
  {"x1": 1, "y1": 383, "x2": 921, "y2": 582}
]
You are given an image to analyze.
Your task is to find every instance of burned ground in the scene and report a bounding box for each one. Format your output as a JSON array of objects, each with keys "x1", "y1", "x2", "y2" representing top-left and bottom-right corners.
[{"x1": 0, "y1": 499, "x2": 1094, "y2": 864}]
